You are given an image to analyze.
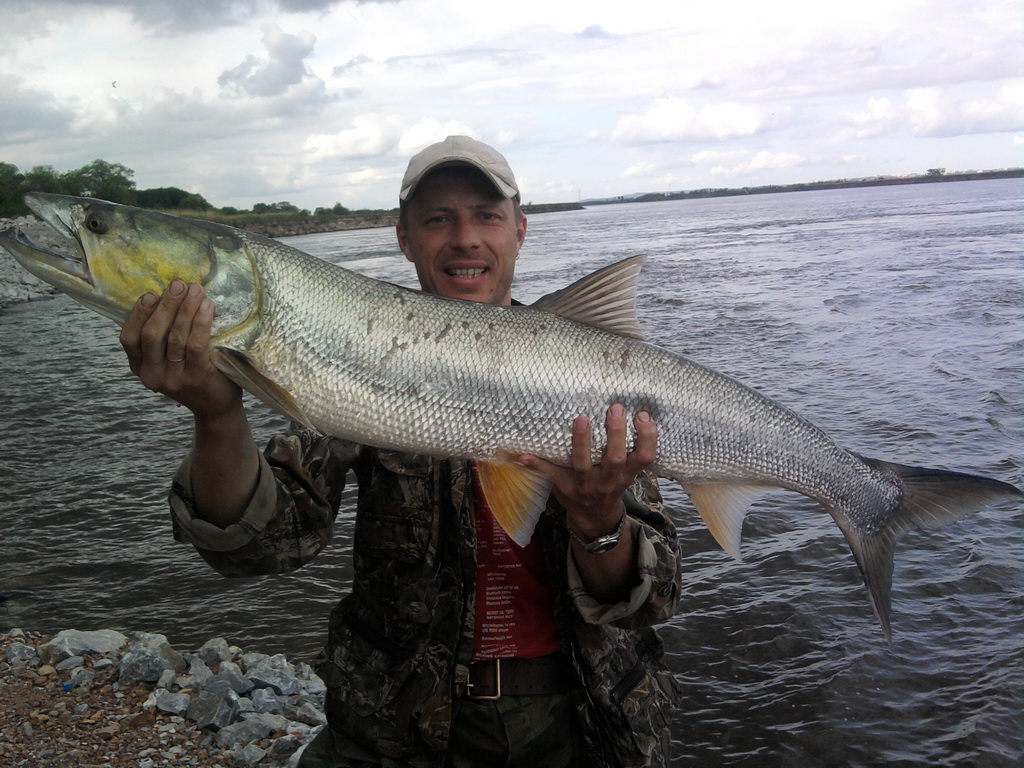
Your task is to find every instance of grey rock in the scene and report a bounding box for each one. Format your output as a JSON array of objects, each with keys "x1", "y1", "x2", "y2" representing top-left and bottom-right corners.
[
  {"x1": 4, "y1": 642, "x2": 41, "y2": 668},
  {"x1": 227, "y1": 744, "x2": 268, "y2": 767},
  {"x1": 286, "y1": 701, "x2": 326, "y2": 727},
  {"x1": 295, "y1": 662, "x2": 327, "y2": 698},
  {"x1": 238, "y1": 651, "x2": 271, "y2": 673},
  {"x1": 187, "y1": 688, "x2": 241, "y2": 732},
  {"x1": 280, "y1": 720, "x2": 315, "y2": 741},
  {"x1": 250, "y1": 687, "x2": 283, "y2": 714},
  {"x1": 153, "y1": 690, "x2": 191, "y2": 717},
  {"x1": 119, "y1": 632, "x2": 186, "y2": 685},
  {"x1": 68, "y1": 667, "x2": 95, "y2": 690},
  {"x1": 215, "y1": 713, "x2": 288, "y2": 750},
  {"x1": 37, "y1": 629, "x2": 129, "y2": 665},
  {"x1": 266, "y1": 734, "x2": 302, "y2": 763},
  {"x1": 248, "y1": 653, "x2": 302, "y2": 696},
  {"x1": 157, "y1": 668, "x2": 177, "y2": 690},
  {"x1": 287, "y1": 741, "x2": 313, "y2": 768},
  {"x1": 205, "y1": 670, "x2": 255, "y2": 695},
  {"x1": 56, "y1": 655, "x2": 85, "y2": 671},
  {"x1": 197, "y1": 637, "x2": 234, "y2": 666},
  {"x1": 179, "y1": 655, "x2": 213, "y2": 688}
]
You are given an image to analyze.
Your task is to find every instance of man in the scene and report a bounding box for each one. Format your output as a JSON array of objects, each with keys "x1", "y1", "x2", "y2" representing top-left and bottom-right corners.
[{"x1": 119, "y1": 136, "x2": 682, "y2": 767}]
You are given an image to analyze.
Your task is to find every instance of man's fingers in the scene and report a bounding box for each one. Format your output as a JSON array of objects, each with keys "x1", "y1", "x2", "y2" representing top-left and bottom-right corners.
[
  {"x1": 165, "y1": 284, "x2": 205, "y2": 364},
  {"x1": 631, "y1": 410, "x2": 658, "y2": 467},
  {"x1": 571, "y1": 414, "x2": 593, "y2": 474},
  {"x1": 138, "y1": 280, "x2": 188, "y2": 363},
  {"x1": 605, "y1": 403, "x2": 628, "y2": 466},
  {"x1": 187, "y1": 296, "x2": 216, "y2": 363},
  {"x1": 119, "y1": 291, "x2": 159, "y2": 372}
]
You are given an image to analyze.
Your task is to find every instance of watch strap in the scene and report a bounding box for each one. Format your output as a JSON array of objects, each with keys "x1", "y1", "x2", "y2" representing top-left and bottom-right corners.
[{"x1": 568, "y1": 513, "x2": 627, "y2": 554}]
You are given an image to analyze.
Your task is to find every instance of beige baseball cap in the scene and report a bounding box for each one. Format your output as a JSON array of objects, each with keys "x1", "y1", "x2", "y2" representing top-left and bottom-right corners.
[{"x1": 400, "y1": 135, "x2": 519, "y2": 201}]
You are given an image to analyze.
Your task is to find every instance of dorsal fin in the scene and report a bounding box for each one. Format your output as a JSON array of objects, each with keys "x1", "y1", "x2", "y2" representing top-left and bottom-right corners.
[{"x1": 531, "y1": 255, "x2": 647, "y2": 340}]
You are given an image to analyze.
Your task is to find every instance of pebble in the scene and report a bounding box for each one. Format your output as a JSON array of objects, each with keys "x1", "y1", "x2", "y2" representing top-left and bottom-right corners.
[{"x1": 0, "y1": 627, "x2": 327, "y2": 767}]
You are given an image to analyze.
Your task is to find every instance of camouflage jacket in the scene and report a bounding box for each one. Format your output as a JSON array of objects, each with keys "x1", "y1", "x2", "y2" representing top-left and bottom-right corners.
[{"x1": 170, "y1": 427, "x2": 682, "y2": 767}]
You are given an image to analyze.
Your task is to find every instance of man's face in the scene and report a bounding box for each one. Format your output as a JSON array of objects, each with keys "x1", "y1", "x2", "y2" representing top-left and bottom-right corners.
[{"x1": 397, "y1": 168, "x2": 526, "y2": 306}]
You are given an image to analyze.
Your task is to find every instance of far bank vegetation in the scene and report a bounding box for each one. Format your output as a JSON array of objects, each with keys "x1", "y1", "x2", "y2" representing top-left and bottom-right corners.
[{"x1": 0, "y1": 159, "x2": 396, "y2": 236}]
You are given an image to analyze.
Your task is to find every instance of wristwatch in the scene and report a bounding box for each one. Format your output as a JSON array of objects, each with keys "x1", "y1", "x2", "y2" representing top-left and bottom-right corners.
[{"x1": 569, "y1": 514, "x2": 627, "y2": 555}]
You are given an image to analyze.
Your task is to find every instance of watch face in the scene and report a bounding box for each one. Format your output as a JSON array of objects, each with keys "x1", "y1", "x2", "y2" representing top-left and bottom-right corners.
[{"x1": 586, "y1": 536, "x2": 619, "y2": 555}]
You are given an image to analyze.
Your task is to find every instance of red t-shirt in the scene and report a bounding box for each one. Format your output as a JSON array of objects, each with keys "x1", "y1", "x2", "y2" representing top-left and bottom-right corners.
[{"x1": 471, "y1": 464, "x2": 562, "y2": 661}]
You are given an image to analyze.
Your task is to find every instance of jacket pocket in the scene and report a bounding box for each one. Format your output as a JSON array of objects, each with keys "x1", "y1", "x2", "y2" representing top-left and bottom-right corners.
[
  {"x1": 582, "y1": 626, "x2": 681, "y2": 766},
  {"x1": 355, "y1": 450, "x2": 438, "y2": 564},
  {"x1": 317, "y1": 610, "x2": 414, "y2": 717}
]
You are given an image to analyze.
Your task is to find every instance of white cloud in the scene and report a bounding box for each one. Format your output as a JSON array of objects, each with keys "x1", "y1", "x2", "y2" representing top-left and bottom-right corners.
[
  {"x1": 959, "y1": 80, "x2": 1024, "y2": 134},
  {"x1": 218, "y1": 23, "x2": 324, "y2": 100},
  {"x1": 840, "y1": 80, "x2": 1024, "y2": 140},
  {"x1": 304, "y1": 115, "x2": 404, "y2": 159},
  {"x1": 0, "y1": 0, "x2": 1020, "y2": 210},
  {"x1": 704, "y1": 151, "x2": 805, "y2": 177},
  {"x1": 611, "y1": 97, "x2": 765, "y2": 144},
  {"x1": 0, "y1": 77, "x2": 76, "y2": 142},
  {"x1": 303, "y1": 116, "x2": 478, "y2": 162}
]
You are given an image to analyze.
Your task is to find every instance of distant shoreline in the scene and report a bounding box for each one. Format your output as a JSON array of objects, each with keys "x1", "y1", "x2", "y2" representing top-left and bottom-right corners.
[
  {"x1": 250, "y1": 170, "x2": 1021, "y2": 237},
  {"x1": 245, "y1": 202, "x2": 584, "y2": 239},
  {"x1": 585, "y1": 168, "x2": 1024, "y2": 206}
]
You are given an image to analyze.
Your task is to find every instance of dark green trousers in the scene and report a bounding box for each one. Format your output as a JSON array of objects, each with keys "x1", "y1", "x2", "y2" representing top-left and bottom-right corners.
[{"x1": 297, "y1": 692, "x2": 582, "y2": 768}]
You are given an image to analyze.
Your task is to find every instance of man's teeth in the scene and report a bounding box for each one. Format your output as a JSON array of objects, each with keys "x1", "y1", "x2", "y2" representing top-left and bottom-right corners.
[{"x1": 449, "y1": 268, "x2": 485, "y2": 278}]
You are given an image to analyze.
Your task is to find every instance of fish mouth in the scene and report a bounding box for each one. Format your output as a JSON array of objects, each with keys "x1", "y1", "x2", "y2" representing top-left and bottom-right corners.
[
  {"x1": 0, "y1": 220, "x2": 93, "y2": 289},
  {"x1": 0, "y1": 193, "x2": 126, "y2": 320}
]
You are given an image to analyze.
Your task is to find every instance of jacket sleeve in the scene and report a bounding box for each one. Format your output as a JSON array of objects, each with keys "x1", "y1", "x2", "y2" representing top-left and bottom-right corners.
[
  {"x1": 567, "y1": 472, "x2": 681, "y2": 629},
  {"x1": 168, "y1": 425, "x2": 360, "y2": 577}
]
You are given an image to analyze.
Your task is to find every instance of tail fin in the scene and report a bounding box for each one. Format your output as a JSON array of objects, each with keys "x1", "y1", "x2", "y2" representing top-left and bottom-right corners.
[{"x1": 841, "y1": 458, "x2": 1022, "y2": 643}]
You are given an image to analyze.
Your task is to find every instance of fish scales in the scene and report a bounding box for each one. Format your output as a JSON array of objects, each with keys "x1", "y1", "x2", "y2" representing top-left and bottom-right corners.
[{"x1": 242, "y1": 232, "x2": 897, "y2": 514}]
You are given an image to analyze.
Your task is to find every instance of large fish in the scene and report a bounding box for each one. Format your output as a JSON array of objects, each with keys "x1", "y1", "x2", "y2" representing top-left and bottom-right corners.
[{"x1": 2, "y1": 193, "x2": 1020, "y2": 638}]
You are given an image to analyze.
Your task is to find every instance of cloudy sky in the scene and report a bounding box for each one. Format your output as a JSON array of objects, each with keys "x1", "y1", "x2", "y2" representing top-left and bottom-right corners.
[{"x1": 2, "y1": 0, "x2": 1021, "y2": 210}]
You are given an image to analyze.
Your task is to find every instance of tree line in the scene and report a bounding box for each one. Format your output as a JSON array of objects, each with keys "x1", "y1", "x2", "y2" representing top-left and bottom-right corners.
[{"x1": 0, "y1": 159, "x2": 358, "y2": 219}]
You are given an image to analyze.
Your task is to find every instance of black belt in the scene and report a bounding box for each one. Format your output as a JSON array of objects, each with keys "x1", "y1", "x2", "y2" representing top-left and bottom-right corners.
[{"x1": 465, "y1": 655, "x2": 571, "y2": 700}]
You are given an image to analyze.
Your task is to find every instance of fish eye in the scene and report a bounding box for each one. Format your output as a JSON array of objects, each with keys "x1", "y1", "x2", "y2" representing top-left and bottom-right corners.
[{"x1": 85, "y1": 211, "x2": 110, "y2": 234}]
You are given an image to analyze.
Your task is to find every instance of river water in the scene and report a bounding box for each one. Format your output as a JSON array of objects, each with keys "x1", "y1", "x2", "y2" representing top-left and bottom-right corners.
[{"x1": 1, "y1": 179, "x2": 1021, "y2": 766}]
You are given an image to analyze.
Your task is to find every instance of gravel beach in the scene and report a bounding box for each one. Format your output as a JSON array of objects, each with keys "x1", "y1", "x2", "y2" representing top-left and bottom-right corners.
[{"x1": 0, "y1": 629, "x2": 324, "y2": 767}]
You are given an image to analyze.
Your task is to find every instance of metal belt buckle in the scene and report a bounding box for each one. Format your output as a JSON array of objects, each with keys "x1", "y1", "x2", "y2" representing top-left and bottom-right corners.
[{"x1": 466, "y1": 658, "x2": 502, "y2": 701}]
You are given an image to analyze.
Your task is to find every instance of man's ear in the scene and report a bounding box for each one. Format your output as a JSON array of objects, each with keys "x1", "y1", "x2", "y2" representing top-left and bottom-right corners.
[
  {"x1": 396, "y1": 222, "x2": 413, "y2": 263},
  {"x1": 516, "y1": 213, "x2": 527, "y2": 250}
]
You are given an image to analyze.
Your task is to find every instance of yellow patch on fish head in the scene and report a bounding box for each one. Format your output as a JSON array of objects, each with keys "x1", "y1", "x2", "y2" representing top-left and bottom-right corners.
[{"x1": 86, "y1": 238, "x2": 211, "y2": 308}]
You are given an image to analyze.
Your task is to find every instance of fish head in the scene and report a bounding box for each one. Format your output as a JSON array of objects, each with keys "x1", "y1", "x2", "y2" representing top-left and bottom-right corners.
[{"x1": 0, "y1": 192, "x2": 259, "y2": 337}]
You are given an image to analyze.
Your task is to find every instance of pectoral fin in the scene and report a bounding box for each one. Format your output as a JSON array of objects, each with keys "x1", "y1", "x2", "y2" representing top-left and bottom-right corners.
[
  {"x1": 681, "y1": 482, "x2": 773, "y2": 559},
  {"x1": 212, "y1": 347, "x2": 316, "y2": 430},
  {"x1": 477, "y1": 458, "x2": 553, "y2": 547}
]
